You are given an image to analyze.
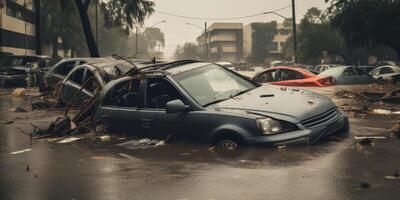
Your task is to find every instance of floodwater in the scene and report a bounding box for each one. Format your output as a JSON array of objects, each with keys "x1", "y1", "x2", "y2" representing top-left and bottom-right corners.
[{"x1": 0, "y1": 85, "x2": 399, "y2": 200}]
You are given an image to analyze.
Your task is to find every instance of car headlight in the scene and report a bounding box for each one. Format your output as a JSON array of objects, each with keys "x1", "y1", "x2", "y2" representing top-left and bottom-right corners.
[{"x1": 256, "y1": 117, "x2": 298, "y2": 135}]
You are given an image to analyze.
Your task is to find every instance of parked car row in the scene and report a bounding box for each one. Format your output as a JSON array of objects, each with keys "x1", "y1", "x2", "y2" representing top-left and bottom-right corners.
[{"x1": 1, "y1": 56, "x2": 351, "y2": 149}]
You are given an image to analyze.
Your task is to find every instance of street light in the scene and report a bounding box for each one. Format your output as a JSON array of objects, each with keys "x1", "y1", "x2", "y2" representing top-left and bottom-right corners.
[
  {"x1": 262, "y1": 7, "x2": 297, "y2": 63},
  {"x1": 186, "y1": 22, "x2": 208, "y2": 60},
  {"x1": 149, "y1": 20, "x2": 167, "y2": 28}
]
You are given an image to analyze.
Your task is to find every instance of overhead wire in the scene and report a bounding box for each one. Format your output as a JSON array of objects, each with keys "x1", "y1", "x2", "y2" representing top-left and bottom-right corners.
[{"x1": 155, "y1": 5, "x2": 291, "y2": 21}]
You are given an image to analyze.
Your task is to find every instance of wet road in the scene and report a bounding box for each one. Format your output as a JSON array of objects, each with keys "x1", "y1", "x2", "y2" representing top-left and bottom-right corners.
[{"x1": 1, "y1": 86, "x2": 400, "y2": 200}]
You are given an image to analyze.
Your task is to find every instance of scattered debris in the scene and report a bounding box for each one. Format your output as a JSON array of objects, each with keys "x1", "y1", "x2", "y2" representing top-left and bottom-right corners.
[
  {"x1": 358, "y1": 138, "x2": 373, "y2": 146},
  {"x1": 2, "y1": 120, "x2": 14, "y2": 124},
  {"x1": 390, "y1": 121, "x2": 400, "y2": 136},
  {"x1": 12, "y1": 88, "x2": 26, "y2": 97},
  {"x1": 179, "y1": 153, "x2": 191, "y2": 156},
  {"x1": 97, "y1": 135, "x2": 111, "y2": 142},
  {"x1": 336, "y1": 88, "x2": 400, "y2": 104},
  {"x1": 26, "y1": 165, "x2": 30, "y2": 172},
  {"x1": 372, "y1": 109, "x2": 400, "y2": 115},
  {"x1": 385, "y1": 170, "x2": 400, "y2": 180},
  {"x1": 278, "y1": 145, "x2": 287, "y2": 149},
  {"x1": 118, "y1": 153, "x2": 135, "y2": 159},
  {"x1": 57, "y1": 137, "x2": 82, "y2": 144},
  {"x1": 117, "y1": 138, "x2": 165, "y2": 149},
  {"x1": 354, "y1": 136, "x2": 387, "y2": 140},
  {"x1": 360, "y1": 182, "x2": 370, "y2": 189},
  {"x1": 14, "y1": 106, "x2": 28, "y2": 113},
  {"x1": 10, "y1": 148, "x2": 32, "y2": 155}
]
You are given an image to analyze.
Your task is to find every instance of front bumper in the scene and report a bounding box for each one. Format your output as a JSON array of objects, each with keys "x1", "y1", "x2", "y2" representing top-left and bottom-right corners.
[{"x1": 246, "y1": 112, "x2": 348, "y2": 146}]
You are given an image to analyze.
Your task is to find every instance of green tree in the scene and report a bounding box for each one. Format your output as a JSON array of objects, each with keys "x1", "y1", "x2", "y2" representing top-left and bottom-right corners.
[
  {"x1": 285, "y1": 7, "x2": 345, "y2": 64},
  {"x1": 326, "y1": 0, "x2": 400, "y2": 58},
  {"x1": 174, "y1": 43, "x2": 198, "y2": 60},
  {"x1": 73, "y1": 0, "x2": 155, "y2": 57},
  {"x1": 248, "y1": 22, "x2": 277, "y2": 63}
]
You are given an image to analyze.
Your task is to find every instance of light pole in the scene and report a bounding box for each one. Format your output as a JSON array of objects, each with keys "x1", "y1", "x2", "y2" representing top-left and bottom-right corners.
[
  {"x1": 262, "y1": 8, "x2": 297, "y2": 62},
  {"x1": 136, "y1": 20, "x2": 166, "y2": 58},
  {"x1": 186, "y1": 22, "x2": 208, "y2": 60}
]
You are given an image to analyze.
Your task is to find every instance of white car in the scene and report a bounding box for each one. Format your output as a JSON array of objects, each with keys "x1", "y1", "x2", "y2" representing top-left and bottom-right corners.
[
  {"x1": 215, "y1": 62, "x2": 235, "y2": 71},
  {"x1": 369, "y1": 65, "x2": 400, "y2": 82}
]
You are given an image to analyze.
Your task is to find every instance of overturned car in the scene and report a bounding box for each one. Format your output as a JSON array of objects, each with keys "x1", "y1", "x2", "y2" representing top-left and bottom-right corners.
[{"x1": 94, "y1": 60, "x2": 349, "y2": 149}]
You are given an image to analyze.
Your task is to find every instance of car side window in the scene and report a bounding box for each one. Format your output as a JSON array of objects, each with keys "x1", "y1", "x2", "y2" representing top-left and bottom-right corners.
[
  {"x1": 381, "y1": 67, "x2": 394, "y2": 74},
  {"x1": 82, "y1": 70, "x2": 100, "y2": 93},
  {"x1": 343, "y1": 68, "x2": 355, "y2": 76},
  {"x1": 255, "y1": 69, "x2": 276, "y2": 82},
  {"x1": 103, "y1": 79, "x2": 142, "y2": 108},
  {"x1": 145, "y1": 78, "x2": 183, "y2": 109},
  {"x1": 278, "y1": 69, "x2": 304, "y2": 80},
  {"x1": 68, "y1": 68, "x2": 85, "y2": 85},
  {"x1": 55, "y1": 61, "x2": 76, "y2": 76}
]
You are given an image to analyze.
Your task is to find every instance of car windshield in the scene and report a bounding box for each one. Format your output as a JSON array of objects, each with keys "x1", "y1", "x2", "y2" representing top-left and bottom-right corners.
[{"x1": 174, "y1": 64, "x2": 258, "y2": 106}]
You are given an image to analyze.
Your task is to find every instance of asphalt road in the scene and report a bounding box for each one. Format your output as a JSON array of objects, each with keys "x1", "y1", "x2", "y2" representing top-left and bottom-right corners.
[{"x1": 0, "y1": 85, "x2": 400, "y2": 200}]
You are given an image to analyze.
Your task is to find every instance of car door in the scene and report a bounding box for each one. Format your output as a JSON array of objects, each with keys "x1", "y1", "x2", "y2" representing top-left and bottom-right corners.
[
  {"x1": 380, "y1": 67, "x2": 395, "y2": 80},
  {"x1": 60, "y1": 68, "x2": 90, "y2": 106},
  {"x1": 141, "y1": 77, "x2": 208, "y2": 140},
  {"x1": 353, "y1": 67, "x2": 375, "y2": 84},
  {"x1": 340, "y1": 67, "x2": 358, "y2": 84},
  {"x1": 97, "y1": 78, "x2": 149, "y2": 137},
  {"x1": 49, "y1": 60, "x2": 79, "y2": 86}
]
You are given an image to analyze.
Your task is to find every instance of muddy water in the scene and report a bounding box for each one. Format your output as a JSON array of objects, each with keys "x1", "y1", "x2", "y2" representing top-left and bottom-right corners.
[{"x1": 0, "y1": 86, "x2": 399, "y2": 200}]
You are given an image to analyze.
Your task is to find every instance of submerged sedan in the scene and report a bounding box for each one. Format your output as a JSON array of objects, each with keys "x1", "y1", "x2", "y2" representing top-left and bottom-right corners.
[{"x1": 96, "y1": 61, "x2": 348, "y2": 149}]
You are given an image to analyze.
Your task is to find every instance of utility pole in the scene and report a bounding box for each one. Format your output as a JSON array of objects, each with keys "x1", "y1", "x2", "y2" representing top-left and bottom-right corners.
[
  {"x1": 35, "y1": 0, "x2": 41, "y2": 55},
  {"x1": 135, "y1": 27, "x2": 138, "y2": 58},
  {"x1": 292, "y1": 0, "x2": 297, "y2": 63},
  {"x1": 204, "y1": 22, "x2": 208, "y2": 60},
  {"x1": 95, "y1": 0, "x2": 98, "y2": 44}
]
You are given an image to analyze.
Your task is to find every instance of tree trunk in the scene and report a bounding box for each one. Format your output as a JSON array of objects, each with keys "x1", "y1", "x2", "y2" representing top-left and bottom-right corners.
[
  {"x1": 52, "y1": 37, "x2": 59, "y2": 58},
  {"x1": 74, "y1": 0, "x2": 100, "y2": 57}
]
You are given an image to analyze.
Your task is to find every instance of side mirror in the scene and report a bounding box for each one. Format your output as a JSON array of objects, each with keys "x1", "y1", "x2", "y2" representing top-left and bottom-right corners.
[{"x1": 166, "y1": 99, "x2": 190, "y2": 114}]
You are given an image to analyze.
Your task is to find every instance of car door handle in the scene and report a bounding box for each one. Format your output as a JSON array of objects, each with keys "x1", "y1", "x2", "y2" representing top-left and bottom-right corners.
[{"x1": 142, "y1": 119, "x2": 151, "y2": 128}]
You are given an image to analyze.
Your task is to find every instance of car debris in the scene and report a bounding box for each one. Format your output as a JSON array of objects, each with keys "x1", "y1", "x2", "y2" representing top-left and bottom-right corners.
[
  {"x1": 12, "y1": 88, "x2": 26, "y2": 97},
  {"x1": 117, "y1": 138, "x2": 166, "y2": 149},
  {"x1": 10, "y1": 148, "x2": 32, "y2": 155},
  {"x1": 385, "y1": 170, "x2": 400, "y2": 180},
  {"x1": 372, "y1": 109, "x2": 400, "y2": 115},
  {"x1": 354, "y1": 136, "x2": 387, "y2": 140},
  {"x1": 57, "y1": 137, "x2": 82, "y2": 144},
  {"x1": 335, "y1": 88, "x2": 400, "y2": 103}
]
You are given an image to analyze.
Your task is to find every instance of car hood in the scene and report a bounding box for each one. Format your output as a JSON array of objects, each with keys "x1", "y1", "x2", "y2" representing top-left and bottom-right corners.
[{"x1": 210, "y1": 85, "x2": 335, "y2": 123}]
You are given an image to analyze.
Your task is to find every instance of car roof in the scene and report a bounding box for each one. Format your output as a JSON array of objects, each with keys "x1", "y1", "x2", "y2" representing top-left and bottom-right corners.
[{"x1": 7, "y1": 55, "x2": 51, "y2": 59}]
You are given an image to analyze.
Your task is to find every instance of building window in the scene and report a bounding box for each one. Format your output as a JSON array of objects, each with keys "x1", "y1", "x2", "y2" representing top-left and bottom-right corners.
[
  {"x1": 270, "y1": 42, "x2": 278, "y2": 51},
  {"x1": 6, "y1": 0, "x2": 35, "y2": 24},
  {"x1": 280, "y1": 42, "x2": 286, "y2": 48},
  {"x1": 279, "y1": 29, "x2": 290, "y2": 35}
]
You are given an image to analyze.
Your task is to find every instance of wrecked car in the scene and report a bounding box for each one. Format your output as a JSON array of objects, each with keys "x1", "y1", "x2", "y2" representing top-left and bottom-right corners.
[
  {"x1": 95, "y1": 60, "x2": 349, "y2": 149},
  {"x1": 41, "y1": 57, "x2": 113, "y2": 92},
  {"x1": 59, "y1": 59, "x2": 135, "y2": 106},
  {"x1": 0, "y1": 55, "x2": 54, "y2": 87},
  {"x1": 318, "y1": 66, "x2": 376, "y2": 85},
  {"x1": 252, "y1": 66, "x2": 334, "y2": 87},
  {"x1": 369, "y1": 65, "x2": 400, "y2": 83}
]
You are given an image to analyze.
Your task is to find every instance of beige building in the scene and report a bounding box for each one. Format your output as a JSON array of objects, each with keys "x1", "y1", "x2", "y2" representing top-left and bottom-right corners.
[
  {"x1": 0, "y1": 0, "x2": 36, "y2": 55},
  {"x1": 243, "y1": 22, "x2": 293, "y2": 60},
  {"x1": 197, "y1": 23, "x2": 243, "y2": 62}
]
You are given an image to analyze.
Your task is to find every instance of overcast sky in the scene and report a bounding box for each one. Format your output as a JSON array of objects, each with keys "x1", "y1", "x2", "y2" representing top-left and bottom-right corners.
[{"x1": 143, "y1": 0, "x2": 330, "y2": 58}]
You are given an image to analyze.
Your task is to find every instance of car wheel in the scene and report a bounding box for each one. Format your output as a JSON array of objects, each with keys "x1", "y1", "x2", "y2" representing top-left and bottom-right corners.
[
  {"x1": 377, "y1": 77, "x2": 385, "y2": 84},
  {"x1": 218, "y1": 139, "x2": 239, "y2": 150}
]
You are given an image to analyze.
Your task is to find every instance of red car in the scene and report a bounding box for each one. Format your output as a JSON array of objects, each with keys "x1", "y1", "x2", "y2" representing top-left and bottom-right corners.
[{"x1": 252, "y1": 66, "x2": 334, "y2": 87}]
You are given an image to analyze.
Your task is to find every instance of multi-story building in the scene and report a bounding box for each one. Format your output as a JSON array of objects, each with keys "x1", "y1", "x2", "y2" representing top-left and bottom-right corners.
[
  {"x1": 243, "y1": 22, "x2": 293, "y2": 61},
  {"x1": 197, "y1": 23, "x2": 243, "y2": 62},
  {"x1": 0, "y1": 0, "x2": 37, "y2": 55}
]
